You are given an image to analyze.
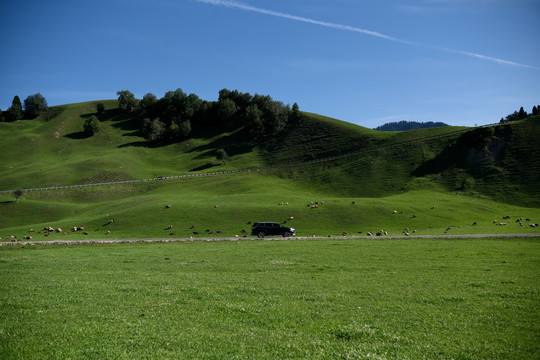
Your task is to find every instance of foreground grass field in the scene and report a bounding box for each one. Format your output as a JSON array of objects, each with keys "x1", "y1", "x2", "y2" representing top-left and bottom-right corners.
[{"x1": 1, "y1": 238, "x2": 539, "y2": 359}]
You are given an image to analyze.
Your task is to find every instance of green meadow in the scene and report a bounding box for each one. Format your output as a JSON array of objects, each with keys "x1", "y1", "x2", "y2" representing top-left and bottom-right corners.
[
  {"x1": 2, "y1": 177, "x2": 540, "y2": 241},
  {"x1": 1, "y1": 238, "x2": 539, "y2": 359}
]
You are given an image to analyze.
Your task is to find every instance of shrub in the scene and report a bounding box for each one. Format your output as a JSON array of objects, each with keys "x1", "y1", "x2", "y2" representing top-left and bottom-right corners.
[
  {"x1": 96, "y1": 103, "x2": 105, "y2": 115},
  {"x1": 83, "y1": 116, "x2": 101, "y2": 136}
]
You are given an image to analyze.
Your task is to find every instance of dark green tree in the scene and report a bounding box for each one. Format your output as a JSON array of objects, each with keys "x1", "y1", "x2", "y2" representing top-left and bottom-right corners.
[
  {"x1": 291, "y1": 102, "x2": 300, "y2": 122},
  {"x1": 179, "y1": 120, "x2": 191, "y2": 138},
  {"x1": 219, "y1": 89, "x2": 252, "y2": 112},
  {"x1": 0, "y1": 108, "x2": 3, "y2": 122},
  {"x1": 168, "y1": 122, "x2": 180, "y2": 139},
  {"x1": 96, "y1": 102, "x2": 105, "y2": 115},
  {"x1": 505, "y1": 111, "x2": 520, "y2": 122},
  {"x1": 144, "y1": 118, "x2": 166, "y2": 142},
  {"x1": 218, "y1": 98, "x2": 237, "y2": 121},
  {"x1": 518, "y1": 107, "x2": 527, "y2": 120},
  {"x1": 13, "y1": 188, "x2": 24, "y2": 203},
  {"x1": 532, "y1": 105, "x2": 538, "y2": 116},
  {"x1": 216, "y1": 148, "x2": 229, "y2": 164},
  {"x1": 5, "y1": 95, "x2": 23, "y2": 121},
  {"x1": 117, "y1": 90, "x2": 138, "y2": 112},
  {"x1": 140, "y1": 93, "x2": 158, "y2": 112},
  {"x1": 184, "y1": 93, "x2": 202, "y2": 120},
  {"x1": 83, "y1": 115, "x2": 101, "y2": 136},
  {"x1": 245, "y1": 104, "x2": 263, "y2": 131},
  {"x1": 266, "y1": 101, "x2": 290, "y2": 134},
  {"x1": 23, "y1": 93, "x2": 48, "y2": 118},
  {"x1": 218, "y1": 88, "x2": 232, "y2": 102}
]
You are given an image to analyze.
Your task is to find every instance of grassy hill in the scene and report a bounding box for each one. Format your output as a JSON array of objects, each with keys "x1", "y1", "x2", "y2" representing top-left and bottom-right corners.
[{"x1": 1, "y1": 101, "x2": 539, "y2": 240}]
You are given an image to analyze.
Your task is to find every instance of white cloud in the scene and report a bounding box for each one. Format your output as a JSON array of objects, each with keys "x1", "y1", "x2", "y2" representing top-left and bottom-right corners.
[
  {"x1": 195, "y1": 0, "x2": 538, "y2": 70},
  {"x1": 195, "y1": 0, "x2": 412, "y2": 44}
]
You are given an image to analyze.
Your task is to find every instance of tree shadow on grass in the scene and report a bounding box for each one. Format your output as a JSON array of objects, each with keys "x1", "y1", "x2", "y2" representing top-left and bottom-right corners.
[
  {"x1": 118, "y1": 140, "x2": 148, "y2": 148},
  {"x1": 189, "y1": 163, "x2": 222, "y2": 172},
  {"x1": 187, "y1": 127, "x2": 257, "y2": 160},
  {"x1": 64, "y1": 131, "x2": 91, "y2": 140}
]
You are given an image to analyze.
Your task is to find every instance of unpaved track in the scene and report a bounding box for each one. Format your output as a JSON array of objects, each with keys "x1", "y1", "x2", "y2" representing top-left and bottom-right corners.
[{"x1": 1, "y1": 233, "x2": 539, "y2": 246}]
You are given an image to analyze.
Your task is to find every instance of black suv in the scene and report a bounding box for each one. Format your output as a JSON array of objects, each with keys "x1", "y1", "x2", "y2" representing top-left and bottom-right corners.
[{"x1": 251, "y1": 222, "x2": 295, "y2": 238}]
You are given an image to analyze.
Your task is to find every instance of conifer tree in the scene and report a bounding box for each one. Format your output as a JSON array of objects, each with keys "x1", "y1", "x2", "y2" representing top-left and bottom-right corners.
[
  {"x1": 6, "y1": 95, "x2": 23, "y2": 121},
  {"x1": 518, "y1": 107, "x2": 526, "y2": 120}
]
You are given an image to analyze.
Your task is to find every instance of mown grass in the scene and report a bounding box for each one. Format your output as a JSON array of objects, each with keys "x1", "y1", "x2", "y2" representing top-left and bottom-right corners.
[{"x1": 1, "y1": 238, "x2": 539, "y2": 359}]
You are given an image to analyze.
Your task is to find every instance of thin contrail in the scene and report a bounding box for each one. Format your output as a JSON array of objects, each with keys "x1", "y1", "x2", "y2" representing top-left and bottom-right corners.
[{"x1": 195, "y1": 0, "x2": 538, "y2": 70}]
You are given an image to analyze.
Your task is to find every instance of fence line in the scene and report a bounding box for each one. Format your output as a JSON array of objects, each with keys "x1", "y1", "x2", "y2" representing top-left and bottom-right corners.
[{"x1": 0, "y1": 123, "x2": 499, "y2": 194}]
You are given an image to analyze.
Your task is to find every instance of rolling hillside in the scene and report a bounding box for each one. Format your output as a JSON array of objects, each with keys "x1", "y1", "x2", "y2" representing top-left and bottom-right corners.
[{"x1": 1, "y1": 100, "x2": 539, "y2": 240}]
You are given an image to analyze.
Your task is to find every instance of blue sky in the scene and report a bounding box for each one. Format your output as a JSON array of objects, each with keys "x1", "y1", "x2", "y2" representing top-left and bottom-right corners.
[{"x1": 1, "y1": 0, "x2": 539, "y2": 128}]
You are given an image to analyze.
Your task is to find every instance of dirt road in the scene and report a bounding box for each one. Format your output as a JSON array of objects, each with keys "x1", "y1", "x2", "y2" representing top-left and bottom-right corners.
[{"x1": 2, "y1": 233, "x2": 539, "y2": 247}]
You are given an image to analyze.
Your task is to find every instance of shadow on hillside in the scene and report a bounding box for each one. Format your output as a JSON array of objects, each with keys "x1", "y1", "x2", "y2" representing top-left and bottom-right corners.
[
  {"x1": 413, "y1": 127, "x2": 507, "y2": 178},
  {"x1": 189, "y1": 163, "x2": 222, "y2": 172},
  {"x1": 187, "y1": 128, "x2": 257, "y2": 160},
  {"x1": 64, "y1": 131, "x2": 92, "y2": 140},
  {"x1": 118, "y1": 140, "x2": 148, "y2": 148},
  {"x1": 81, "y1": 108, "x2": 146, "y2": 141}
]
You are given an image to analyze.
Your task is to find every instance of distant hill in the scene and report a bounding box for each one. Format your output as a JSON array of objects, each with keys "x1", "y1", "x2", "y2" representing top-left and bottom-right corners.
[
  {"x1": 0, "y1": 101, "x2": 538, "y2": 206},
  {"x1": 375, "y1": 120, "x2": 449, "y2": 131}
]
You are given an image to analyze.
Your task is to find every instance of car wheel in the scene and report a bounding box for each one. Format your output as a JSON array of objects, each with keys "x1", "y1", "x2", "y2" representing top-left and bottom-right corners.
[
  {"x1": 258, "y1": 232, "x2": 265, "y2": 238},
  {"x1": 283, "y1": 231, "x2": 291, "y2": 237}
]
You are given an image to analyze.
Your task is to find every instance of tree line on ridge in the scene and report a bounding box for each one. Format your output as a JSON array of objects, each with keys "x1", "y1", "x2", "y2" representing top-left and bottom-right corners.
[{"x1": 115, "y1": 88, "x2": 300, "y2": 143}]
